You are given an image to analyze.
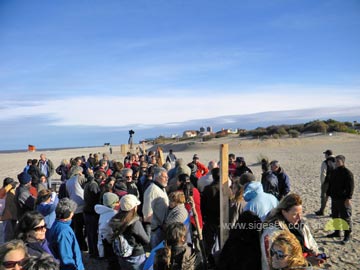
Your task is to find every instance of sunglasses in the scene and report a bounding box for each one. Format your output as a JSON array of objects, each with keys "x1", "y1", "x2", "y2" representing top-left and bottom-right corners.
[
  {"x1": 2, "y1": 259, "x2": 25, "y2": 268},
  {"x1": 33, "y1": 224, "x2": 47, "y2": 232},
  {"x1": 125, "y1": 176, "x2": 132, "y2": 179},
  {"x1": 270, "y1": 248, "x2": 288, "y2": 259}
]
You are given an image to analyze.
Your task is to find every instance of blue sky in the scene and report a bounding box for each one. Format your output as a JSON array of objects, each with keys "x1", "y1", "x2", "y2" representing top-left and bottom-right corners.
[{"x1": 1, "y1": 0, "x2": 360, "y2": 150}]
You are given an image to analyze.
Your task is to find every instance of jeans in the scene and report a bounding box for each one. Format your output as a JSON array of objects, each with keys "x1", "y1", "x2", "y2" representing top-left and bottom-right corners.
[
  {"x1": 320, "y1": 182, "x2": 329, "y2": 212},
  {"x1": 119, "y1": 254, "x2": 146, "y2": 270},
  {"x1": 3, "y1": 220, "x2": 17, "y2": 242},
  {"x1": 331, "y1": 199, "x2": 352, "y2": 232},
  {"x1": 84, "y1": 213, "x2": 99, "y2": 256},
  {"x1": 150, "y1": 228, "x2": 164, "y2": 249},
  {"x1": 71, "y1": 213, "x2": 88, "y2": 251}
]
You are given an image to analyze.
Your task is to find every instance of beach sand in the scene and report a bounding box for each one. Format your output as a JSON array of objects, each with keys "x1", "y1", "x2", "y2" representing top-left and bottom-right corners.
[{"x1": 1, "y1": 133, "x2": 359, "y2": 269}]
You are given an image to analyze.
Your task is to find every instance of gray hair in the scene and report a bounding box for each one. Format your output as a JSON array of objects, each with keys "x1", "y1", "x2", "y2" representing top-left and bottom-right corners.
[
  {"x1": 270, "y1": 160, "x2": 279, "y2": 167},
  {"x1": 55, "y1": 198, "x2": 77, "y2": 219},
  {"x1": 162, "y1": 162, "x2": 172, "y2": 171},
  {"x1": 208, "y1": 160, "x2": 218, "y2": 170},
  {"x1": 122, "y1": 168, "x2": 133, "y2": 177},
  {"x1": 22, "y1": 253, "x2": 59, "y2": 270},
  {"x1": 0, "y1": 239, "x2": 27, "y2": 263},
  {"x1": 154, "y1": 167, "x2": 167, "y2": 181}
]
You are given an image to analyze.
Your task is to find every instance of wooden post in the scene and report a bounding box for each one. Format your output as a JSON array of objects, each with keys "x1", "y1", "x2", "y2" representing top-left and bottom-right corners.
[
  {"x1": 120, "y1": 144, "x2": 127, "y2": 155},
  {"x1": 157, "y1": 146, "x2": 165, "y2": 167},
  {"x1": 142, "y1": 141, "x2": 146, "y2": 155},
  {"x1": 220, "y1": 144, "x2": 229, "y2": 248}
]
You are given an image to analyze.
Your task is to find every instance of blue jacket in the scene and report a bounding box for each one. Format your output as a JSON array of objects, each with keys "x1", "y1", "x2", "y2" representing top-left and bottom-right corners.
[
  {"x1": 274, "y1": 167, "x2": 291, "y2": 199},
  {"x1": 48, "y1": 220, "x2": 84, "y2": 270},
  {"x1": 36, "y1": 193, "x2": 59, "y2": 230},
  {"x1": 243, "y1": 181, "x2": 279, "y2": 221}
]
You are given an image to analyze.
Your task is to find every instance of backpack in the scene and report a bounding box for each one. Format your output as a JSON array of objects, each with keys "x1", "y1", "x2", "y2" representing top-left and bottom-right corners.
[
  {"x1": 263, "y1": 172, "x2": 280, "y2": 199},
  {"x1": 112, "y1": 234, "x2": 134, "y2": 258}
]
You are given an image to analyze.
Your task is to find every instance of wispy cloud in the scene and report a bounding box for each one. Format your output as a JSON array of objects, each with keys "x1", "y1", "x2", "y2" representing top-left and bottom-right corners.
[{"x1": 1, "y1": 84, "x2": 359, "y2": 127}]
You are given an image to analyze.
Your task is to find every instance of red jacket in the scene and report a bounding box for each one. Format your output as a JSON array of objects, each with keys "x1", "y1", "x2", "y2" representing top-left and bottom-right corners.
[
  {"x1": 195, "y1": 161, "x2": 209, "y2": 179},
  {"x1": 185, "y1": 187, "x2": 203, "y2": 229}
]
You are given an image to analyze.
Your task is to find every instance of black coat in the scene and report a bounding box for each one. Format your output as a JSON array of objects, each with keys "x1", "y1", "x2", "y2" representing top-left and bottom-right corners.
[
  {"x1": 327, "y1": 166, "x2": 354, "y2": 200},
  {"x1": 201, "y1": 181, "x2": 220, "y2": 226}
]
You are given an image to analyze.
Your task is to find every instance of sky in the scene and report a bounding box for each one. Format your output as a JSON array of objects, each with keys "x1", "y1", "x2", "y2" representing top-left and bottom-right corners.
[{"x1": 1, "y1": 0, "x2": 360, "y2": 150}]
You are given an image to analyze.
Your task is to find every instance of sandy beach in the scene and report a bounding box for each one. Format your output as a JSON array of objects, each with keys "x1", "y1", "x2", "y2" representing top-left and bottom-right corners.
[{"x1": 1, "y1": 133, "x2": 359, "y2": 269}]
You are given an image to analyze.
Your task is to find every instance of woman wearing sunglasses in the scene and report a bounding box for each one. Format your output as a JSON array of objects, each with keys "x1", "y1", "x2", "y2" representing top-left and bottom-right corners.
[
  {"x1": 16, "y1": 211, "x2": 56, "y2": 260},
  {"x1": 0, "y1": 239, "x2": 27, "y2": 270},
  {"x1": 261, "y1": 193, "x2": 324, "y2": 269},
  {"x1": 270, "y1": 231, "x2": 312, "y2": 270}
]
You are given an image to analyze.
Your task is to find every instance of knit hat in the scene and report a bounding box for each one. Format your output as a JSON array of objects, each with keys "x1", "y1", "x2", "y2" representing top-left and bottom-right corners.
[
  {"x1": 176, "y1": 164, "x2": 191, "y2": 178},
  {"x1": 17, "y1": 172, "x2": 31, "y2": 185},
  {"x1": 120, "y1": 194, "x2": 141, "y2": 211},
  {"x1": 103, "y1": 192, "x2": 120, "y2": 208},
  {"x1": 240, "y1": 173, "x2": 255, "y2": 185}
]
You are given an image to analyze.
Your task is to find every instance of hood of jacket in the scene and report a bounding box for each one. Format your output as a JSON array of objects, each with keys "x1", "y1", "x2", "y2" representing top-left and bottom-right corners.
[
  {"x1": 94, "y1": 204, "x2": 115, "y2": 215},
  {"x1": 243, "y1": 181, "x2": 264, "y2": 202}
]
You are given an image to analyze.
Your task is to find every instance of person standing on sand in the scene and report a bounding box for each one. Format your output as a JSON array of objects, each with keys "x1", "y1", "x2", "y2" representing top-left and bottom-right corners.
[
  {"x1": 165, "y1": 149, "x2": 177, "y2": 168},
  {"x1": 38, "y1": 154, "x2": 54, "y2": 190},
  {"x1": 315, "y1": 149, "x2": 336, "y2": 216},
  {"x1": 270, "y1": 160, "x2": 290, "y2": 200},
  {"x1": 197, "y1": 160, "x2": 218, "y2": 193},
  {"x1": 234, "y1": 157, "x2": 253, "y2": 177},
  {"x1": 326, "y1": 155, "x2": 354, "y2": 244},
  {"x1": 188, "y1": 154, "x2": 208, "y2": 180}
]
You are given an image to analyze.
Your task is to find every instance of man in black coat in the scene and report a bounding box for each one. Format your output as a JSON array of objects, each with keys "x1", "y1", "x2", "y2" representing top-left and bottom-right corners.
[
  {"x1": 326, "y1": 155, "x2": 354, "y2": 244},
  {"x1": 201, "y1": 167, "x2": 220, "y2": 266}
]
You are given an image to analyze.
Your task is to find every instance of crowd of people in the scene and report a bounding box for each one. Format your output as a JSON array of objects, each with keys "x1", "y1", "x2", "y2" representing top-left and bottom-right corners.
[{"x1": 0, "y1": 148, "x2": 354, "y2": 270}]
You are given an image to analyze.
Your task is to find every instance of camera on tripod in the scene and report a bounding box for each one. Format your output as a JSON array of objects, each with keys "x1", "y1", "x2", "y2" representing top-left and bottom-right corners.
[{"x1": 179, "y1": 174, "x2": 193, "y2": 202}]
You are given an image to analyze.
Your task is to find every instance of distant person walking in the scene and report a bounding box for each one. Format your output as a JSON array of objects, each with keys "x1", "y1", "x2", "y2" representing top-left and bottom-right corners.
[
  {"x1": 165, "y1": 149, "x2": 177, "y2": 168},
  {"x1": 326, "y1": 155, "x2": 354, "y2": 244},
  {"x1": 315, "y1": 149, "x2": 336, "y2": 216}
]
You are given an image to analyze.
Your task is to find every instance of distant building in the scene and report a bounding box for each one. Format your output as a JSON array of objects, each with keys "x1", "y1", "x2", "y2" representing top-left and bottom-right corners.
[
  {"x1": 200, "y1": 127, "x2": 205, "y2": 132},
  {"x1": 183, "y1": 130, "x2": 198, "y2": 138},
  {"x1": 206, "y1": 126, "x2": 213, "y2": 132},
  {"x1": 199, "y1": 131, "x2": 212, "y2": 137}
]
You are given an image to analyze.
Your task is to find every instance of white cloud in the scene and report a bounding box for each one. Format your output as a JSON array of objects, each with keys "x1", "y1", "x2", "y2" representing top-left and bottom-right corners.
[{"x1": 1, "y1": 85, "x2": 359, "y2": 127}]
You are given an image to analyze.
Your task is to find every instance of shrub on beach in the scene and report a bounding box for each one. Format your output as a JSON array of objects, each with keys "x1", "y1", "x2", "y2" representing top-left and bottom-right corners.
[{"x1": 289, "y1": 129, "x2": 300, "y2": 138}]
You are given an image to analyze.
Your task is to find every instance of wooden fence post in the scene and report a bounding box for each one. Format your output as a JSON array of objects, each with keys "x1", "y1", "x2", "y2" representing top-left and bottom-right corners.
[
  {"x1": 157, "y1": 146, "x2": 164, "y2": 167},
  {"x1": 220, "y1": 144, "x2": 229, "y2": 248}
]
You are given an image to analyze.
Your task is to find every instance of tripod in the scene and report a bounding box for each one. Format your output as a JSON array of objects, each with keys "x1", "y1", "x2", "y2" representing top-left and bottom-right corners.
[{"x1": 186, "y1": 196, "x2": 208, "y2": 270}]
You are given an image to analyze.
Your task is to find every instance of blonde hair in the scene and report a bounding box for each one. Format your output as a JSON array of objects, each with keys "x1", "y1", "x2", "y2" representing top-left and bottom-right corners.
[
  {"x1": 169, "y1": 191, "x2": 186, "y2": 205},
  {"x1": 271, "y1": 231, "x2": 308, "y2": 269},
  {"x1": 60, "y1": 159, "x2": 69, "y2": 166}
]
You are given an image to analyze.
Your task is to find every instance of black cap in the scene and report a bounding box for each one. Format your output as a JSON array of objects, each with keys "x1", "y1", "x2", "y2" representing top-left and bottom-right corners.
[
  {"x1": 236, "y1": 157, "x2": 245, "y2": 163},
  {"x1": 323, "y1": 149, "x2": 333, "y2": 156}
]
